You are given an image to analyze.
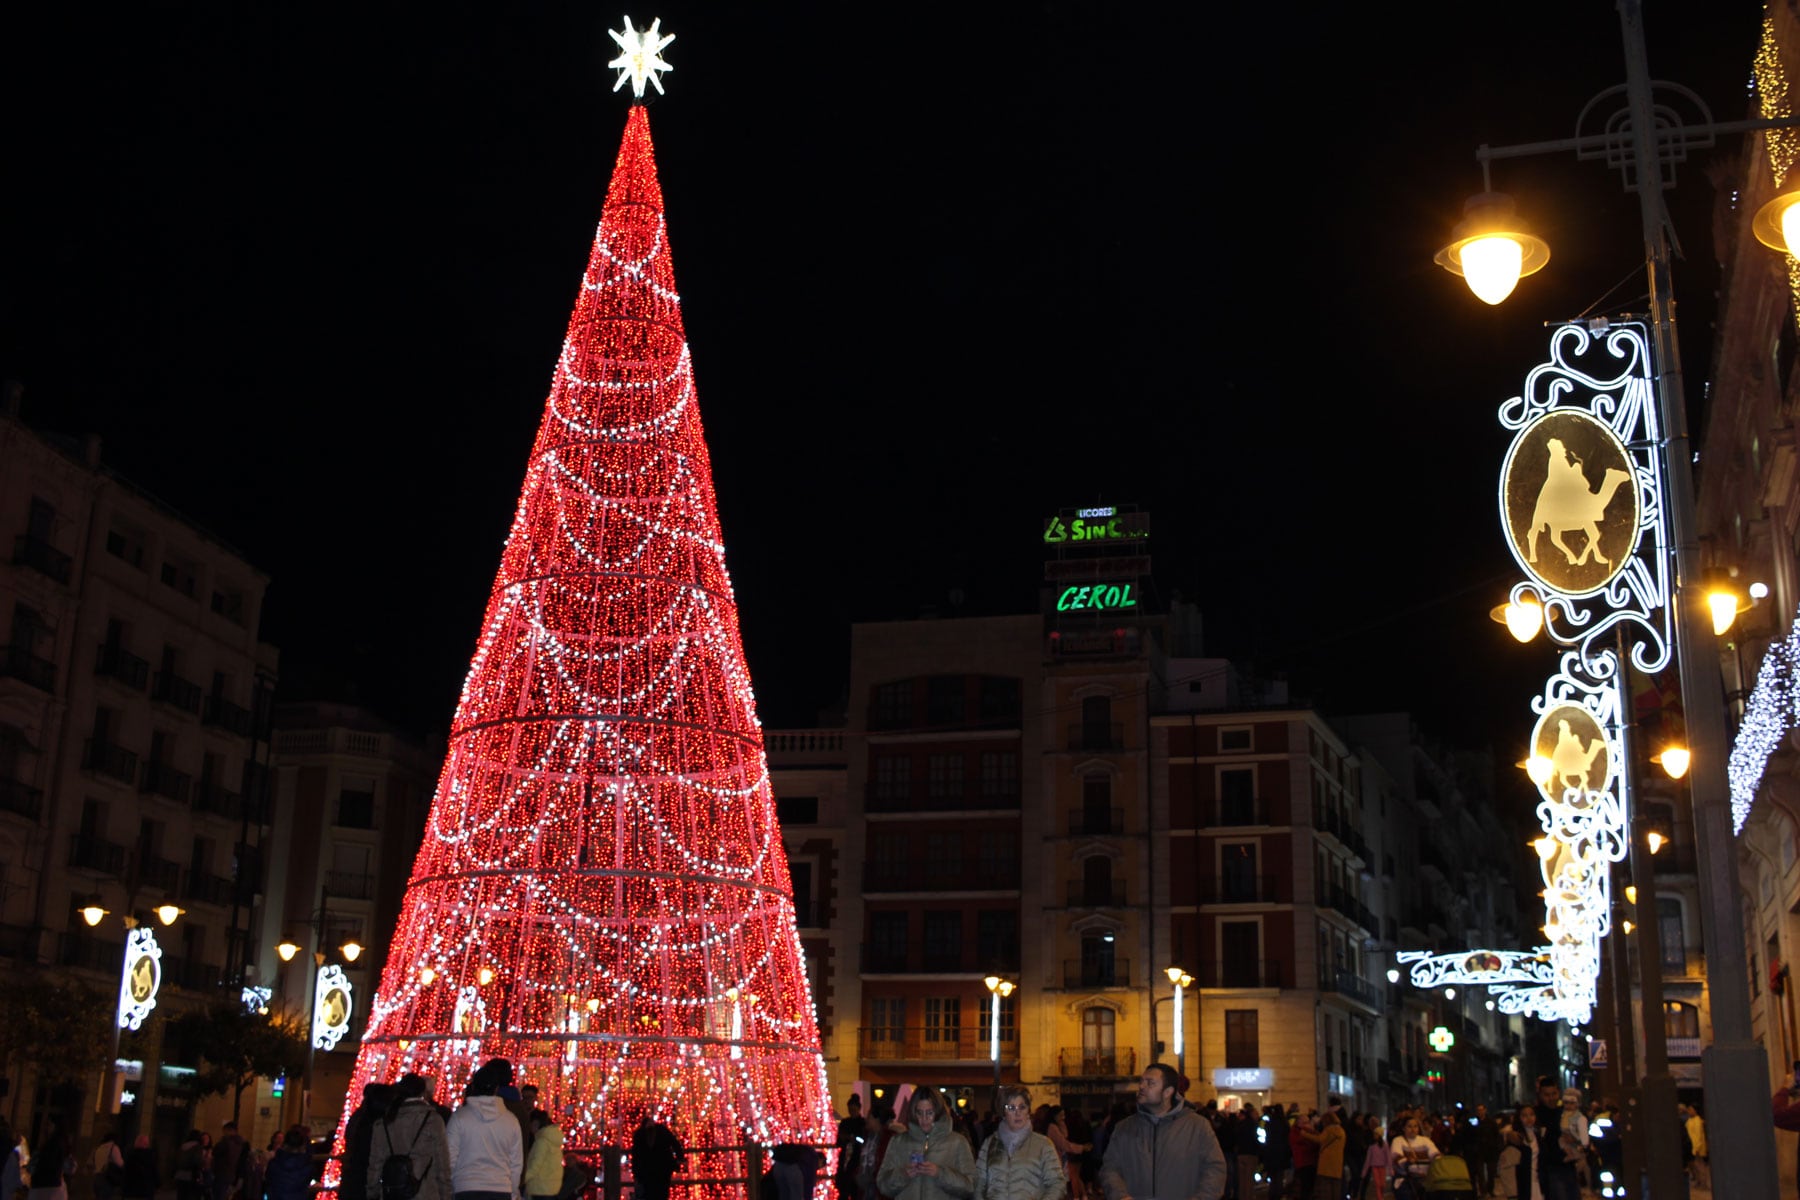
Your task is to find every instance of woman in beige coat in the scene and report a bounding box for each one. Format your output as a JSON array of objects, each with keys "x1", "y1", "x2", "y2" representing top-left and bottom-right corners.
[
  {"x1": 878, "y1": 1087, "x2": 977, "y2": 1200},
  {"x1": 974, "y1": 1087, "x2": 1064, "y2": 1200}
]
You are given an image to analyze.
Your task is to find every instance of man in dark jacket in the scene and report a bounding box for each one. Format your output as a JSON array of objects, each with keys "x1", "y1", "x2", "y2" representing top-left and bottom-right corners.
[
  {"x1": 1470, "y1": 1104, "x2": 1503, "y2": 1198},
  {"x1": 343, "y1": 1083, "x2": 395, "y2": 1200},
  {"x1": 1533, "y1": 1077, "x2": 1580, "y2": 1200},
  {"x1": 1098, "y1": 1064, "x2": 1226, "y2": 1200},
  {"x1": 629, "y1": 1118, "x2": 683, "y2": 1200},
  {"x1": 263, "y1": 1129, "x2": 312, "y2": 1200}
]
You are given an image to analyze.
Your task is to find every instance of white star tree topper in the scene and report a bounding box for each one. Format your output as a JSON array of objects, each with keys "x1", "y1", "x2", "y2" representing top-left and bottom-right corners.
[{"x1": 608, "y1": 16, "x2": 674, "y2": 98}]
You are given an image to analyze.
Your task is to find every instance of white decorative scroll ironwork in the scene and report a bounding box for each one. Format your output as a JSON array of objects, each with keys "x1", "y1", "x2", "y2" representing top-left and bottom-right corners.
[
  {"x1": 117, "y1": 925, "x2": 162, "y2": 1031},
  {"x1": 1729, "y1": 602, "x2": 1800, "y2": 833},
  {"x1": 241, "y1": 985, "x2": 272, "y2": 1014},
  {"x1": 1498, "y1": 320, "x2": 1672, "y2": 675},
  {"x1": 1397, "y1": 948, "x2": 1556, "y2": 988},
  {"x1": 313, "y1": 964, "x2": 354, "y2": 1051}
]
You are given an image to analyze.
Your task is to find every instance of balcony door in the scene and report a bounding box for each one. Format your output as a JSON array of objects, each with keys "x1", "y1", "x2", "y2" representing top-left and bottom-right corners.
[{"x1": 1082, "y1": 1006, "x2": 1115, "y2": 1072}]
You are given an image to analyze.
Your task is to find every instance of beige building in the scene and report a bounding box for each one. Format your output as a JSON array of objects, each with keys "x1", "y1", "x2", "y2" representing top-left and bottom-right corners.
[
  {"x1": 0, "y1": 397, "x2": 278, "y2": 1149},
  {"x1": 262, "y1": 703, "x2": 439, "y2": 1140}
]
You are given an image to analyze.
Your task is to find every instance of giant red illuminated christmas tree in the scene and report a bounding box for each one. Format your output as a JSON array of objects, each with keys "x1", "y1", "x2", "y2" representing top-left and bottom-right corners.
[{"x1": 333, "y1": 61, "x2": 833, "y2": 1191}]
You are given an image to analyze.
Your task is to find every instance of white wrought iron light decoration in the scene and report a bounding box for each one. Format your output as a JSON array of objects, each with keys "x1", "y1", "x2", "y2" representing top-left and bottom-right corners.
[
  {"x1": 313, "y1": 963, "x2": 355, "y2": 1051},
  {"x1": 1399, "y1": 321, "x2": 1667, "y2": 1025},
  {"x1": 118, "y1": 925, "x2": 163, "y2": 1031}
]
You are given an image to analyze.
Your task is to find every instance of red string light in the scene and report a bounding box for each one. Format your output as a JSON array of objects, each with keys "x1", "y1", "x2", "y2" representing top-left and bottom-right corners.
[{"x1": 327, "y1": 105, "x2": 832, "y2": 1195}]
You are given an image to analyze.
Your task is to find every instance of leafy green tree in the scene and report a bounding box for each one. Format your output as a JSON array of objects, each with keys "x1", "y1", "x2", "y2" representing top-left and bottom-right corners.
[
  {"x1": 168, "y1": 1001, "x2": 310, "y2": 1123},
  {"x1": 0, "y1": 974, "x2": 113, "y2": 1084}
]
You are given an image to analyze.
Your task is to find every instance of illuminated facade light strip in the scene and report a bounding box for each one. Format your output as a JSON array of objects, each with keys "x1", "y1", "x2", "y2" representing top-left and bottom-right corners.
[{"x1": 1728, "y1": 605, "x2": 1800, "y2": 833}]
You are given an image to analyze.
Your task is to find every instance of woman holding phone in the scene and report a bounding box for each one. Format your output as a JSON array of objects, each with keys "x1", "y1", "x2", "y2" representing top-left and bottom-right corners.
[{"x1": 878, "y1": 1087, "x2": 976, "y2": 1200}]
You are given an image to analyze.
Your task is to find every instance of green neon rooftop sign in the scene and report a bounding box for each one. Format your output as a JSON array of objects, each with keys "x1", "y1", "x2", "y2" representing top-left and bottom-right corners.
[{"x1": 1056, "y1": 583, "x2": 1137, "y2": 612}]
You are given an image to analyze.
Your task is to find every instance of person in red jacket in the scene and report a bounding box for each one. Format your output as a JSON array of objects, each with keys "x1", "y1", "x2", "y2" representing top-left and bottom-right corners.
[{"x1": 1290, "y1": 1110, "x2": 1320, "y2": 1200}]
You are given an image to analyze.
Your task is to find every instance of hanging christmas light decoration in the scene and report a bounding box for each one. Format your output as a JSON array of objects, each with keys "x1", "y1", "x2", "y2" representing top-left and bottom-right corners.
[{"x1": 326, "y1": 26, "x2": 832, "y2": 1195}]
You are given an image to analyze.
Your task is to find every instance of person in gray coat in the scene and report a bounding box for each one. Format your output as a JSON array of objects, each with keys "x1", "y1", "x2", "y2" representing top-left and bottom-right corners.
[
  {"x1": 367, "y1": 1075, "x2": 453, "y2": 1200},
  {"x1": 974, "y1": 1087, "x2": 1064, "y2": 1200},
  {"x1": 1097, "y1": 1065, "x2": 1225, "y2": 1200}
]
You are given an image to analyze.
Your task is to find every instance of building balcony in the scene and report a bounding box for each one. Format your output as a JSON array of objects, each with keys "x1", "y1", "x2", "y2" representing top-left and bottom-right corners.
[
  {"x1": 1194, "y1": 959, "x2": 1286, "y2": 989},
  {"x1": 1066, "y1": 722, "x2": 1125, "y2": 753},
  {"x1": 860, "y1": 943, "x2": 1019, "y2": 975},
  {"x1": 193, "y1": 782, "x2": 245, "y2": 821},
  {"x1": 0, "y1": 643, "x2": 56, "y2": 693},
  {"x1": 68, "y1": 833, "x2": 127, "y2": 875},
  {"x1": 325, "y1": 870, "x2": 375, "y2": 901},
  {"x1": 1206, "y1": 798, "x2": 1271, "y2": 827},
  {"x1": 58, "y1": 931, "x2": 124, "y2": 972},
  {"x1": 1328, "y1": 970, "x2": 1384, "y2": 1012},
  {"x1": 83, "y1": 738, "x2": 138, "y2": 786},
  {"x1": 1197, "y1": 875, "x2": 1286, "y2": 904},
  {"x1": 0, "y1": 924, "x2": 41, "y2": 962},
  {"x1": 138, "y1": 854, "x2": 182, "y2": 892},
  {"x1": 140, "y1": 760, "x2": 193, "y2": 805},
  {"x1": 13, "y1": 533, "x2": 72, "y2": 584},
  {"x1": 184, "y1": 871, "x2": 237, "y2": 908},
  {"x1": 1069, "y1": 807, "x2": 1124, "y2": 836},
  {"x1": 865, "y1": 861, "x2": 1022, "y2": 893},
  {"x1": 1056, "y1": 1047, "x2": 1138, "y2": 1077},
  {"x1": 202, "y1": 694, "x2": 253, "y2": 737},
  {"x1": 95, "y1": 643, "x2": 150, "y2": 690},
  {"x1": 152, "y1": 671, "x2": 203, "y2": 715},
  {"x1": 1315, "y1": 883, "x2": 1377, "y2": 932},
  {"x1": 865, "y1": 784, "x2": 1020, "y2": 814},
  {"x1": 1062, "y1": 958, "x2": 1132, "y2": 988},
  {"x1": 0, "y1": 775, "x2": 43, "y2": 820},
  {"x1": 161, "y1": 955, "x2": 222, "y2": 990},
  {"x1": 858, "y1": 1027, "x2": 1016, "y2": 1062},
  {"x1": 1066, "y1": 880, "x2": 1127, "y2": 907}
]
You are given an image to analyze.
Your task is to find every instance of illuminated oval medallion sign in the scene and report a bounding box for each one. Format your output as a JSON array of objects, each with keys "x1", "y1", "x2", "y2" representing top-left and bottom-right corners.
[
  {"x1": 1500, "y1": 410, "x2": 1639, "y2": 599},
  {"x1": 118, "y1": 926, "x2": 163, "y2": 1031},
  {"x1": 1531, "y1": 702, "x2": 1611, "y2": 802},
  {"x1": 313, "y1": 964, "x2": 354, "y2": 1051}
]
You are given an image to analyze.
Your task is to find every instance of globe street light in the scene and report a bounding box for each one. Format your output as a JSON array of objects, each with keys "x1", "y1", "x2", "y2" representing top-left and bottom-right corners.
[{"x1": 1438, "y1": 6, "x2": 1796, "y2": 1194}]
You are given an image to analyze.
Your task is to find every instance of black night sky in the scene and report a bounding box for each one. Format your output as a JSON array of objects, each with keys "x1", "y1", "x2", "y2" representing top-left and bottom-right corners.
[{"x1": 0, "y1": 3, "x2": 1766, "y2": 754}]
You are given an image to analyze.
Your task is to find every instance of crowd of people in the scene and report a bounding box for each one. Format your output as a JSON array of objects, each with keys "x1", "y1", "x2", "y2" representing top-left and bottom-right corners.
[
  {"x1": 0, "y1": 1064, "x2": 1730, "y2": 1200},
  {"x1": 829, "y1": 1070, "x2": 1717, "y2": 1200}
]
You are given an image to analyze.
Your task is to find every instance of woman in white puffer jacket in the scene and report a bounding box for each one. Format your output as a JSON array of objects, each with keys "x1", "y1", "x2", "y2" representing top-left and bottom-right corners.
[{"x1": 974, "y1": 1087, "x2": 1065, "y2": 1200}]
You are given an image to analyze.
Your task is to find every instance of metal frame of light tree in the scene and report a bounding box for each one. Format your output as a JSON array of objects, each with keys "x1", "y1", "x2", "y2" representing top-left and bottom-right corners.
[{"x1": 325, "y1": 24, "x2": 832, "y2": 1196}]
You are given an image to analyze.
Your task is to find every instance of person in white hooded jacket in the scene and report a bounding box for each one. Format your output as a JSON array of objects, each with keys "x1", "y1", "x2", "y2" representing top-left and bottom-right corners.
[{"x1": 447, "y1": 1060, "x2": 523, "y2": 1200}]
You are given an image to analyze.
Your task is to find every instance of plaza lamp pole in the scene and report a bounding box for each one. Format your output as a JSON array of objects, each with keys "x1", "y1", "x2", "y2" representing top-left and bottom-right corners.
[
  {"x1": 80, "y1": 889, "x2": 183, "y2": 1130},
  {"x1": 1438, "y1": 6, "x2": 1798, "y2": 1194},
  {"x1": 281, "y1": 885, "x2": 363, "y2": 1130},
  {"x1": 1165, "y1": 965, "x2": 1192, "y2": 1084},
  {"x1": 984, "y1": 975, "x2": 1015, "y2": 1109}
]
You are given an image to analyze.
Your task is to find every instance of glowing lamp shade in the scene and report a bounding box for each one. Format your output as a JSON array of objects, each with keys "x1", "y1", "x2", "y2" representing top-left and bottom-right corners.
[
  {"x1": 1752, "y1": 189, "x2": 1800, "y2": 257},
  {"x1": 154, "y1": 905, "x2": 183, "y2": 926},
  {"x1": 1646, "y1": 831, "x2": 1667, "y2": 855},
  {"x1": 1656, "y1": 746, "x2": 1691, "y2": 780},
  {"x1": 341, "y1": 941, "x2": 364, "y2": 963},
  {"x1": 1709, "y1": 591, "x2": 1737, "y2": 635},
  {"x1": 1525, "y1": 756, "x2": 1555, "y2": 787},
  {"x1": 276, "y1": 940, "x2": 301, "y2": 962},
  {"x1": 1490, "y1": 596, "x2": 1543, "y2": 643},
  {"x1": 79, "y1": 903, "x2": 108, "y2": 927},
  {"x1": 1434, "y1": 192, "x2": 1550, "y2": 305},
  {"x1": 1387, "y1": 968, "x2": 1401, "y2": 984}
]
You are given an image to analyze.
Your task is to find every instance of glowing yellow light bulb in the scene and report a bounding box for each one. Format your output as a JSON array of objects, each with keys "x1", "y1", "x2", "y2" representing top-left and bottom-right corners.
[
  {"x1": 1526, "y1": 756, "x2": 1554, "y2": 787},
  {"x1": 1503, "y1": 598, "x2": 1543, "y2": 643},
  {"x1": 1709, "y1": 590, "x2": 1740, "y2": 635},
  {"x1": 1657, "y1": 747, "x2": 1690, "y2": 780},
  {"x1": 478, "y1": 967, "x2": 495, "y2": 986},
  {"x1": 1461, "y1": 236, "x2": 1526, "y2": 305},
  {"x1": 419, "y1": 967, "x2": 437, "y2": 985}
]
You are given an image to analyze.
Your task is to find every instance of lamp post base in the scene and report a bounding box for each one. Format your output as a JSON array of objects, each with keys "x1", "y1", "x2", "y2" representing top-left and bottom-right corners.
[{"x1": 1702, "y1": 1042, "x2": 1779, "y2": 1199}]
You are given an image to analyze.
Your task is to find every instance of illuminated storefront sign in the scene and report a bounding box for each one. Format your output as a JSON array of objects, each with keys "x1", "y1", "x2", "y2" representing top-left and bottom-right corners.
[
  {"x1": 1212, "y1": 1067, "x2": 1273, "y2": 1089},
  {"x1": 1056, "y1": 583, "x2": 1137, "y2": 612},
  {"x1": 1429, "y1": 1025, "x2": 1457, "y2": 1052}
]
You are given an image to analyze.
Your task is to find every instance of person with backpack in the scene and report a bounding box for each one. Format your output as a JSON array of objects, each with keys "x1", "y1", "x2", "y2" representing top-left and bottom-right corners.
[
  {"x1": 368, "y1": 1074, "x2": 451, "y2": 1200},
  {"x1": 262, "y1": 1130, "x2": 311, "y2": 1200}
]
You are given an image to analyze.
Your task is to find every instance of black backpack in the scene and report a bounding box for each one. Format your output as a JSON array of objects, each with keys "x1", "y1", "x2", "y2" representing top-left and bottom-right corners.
[{"x1": 378, "y1": 1115, "x2": 431, "y2": 1200}]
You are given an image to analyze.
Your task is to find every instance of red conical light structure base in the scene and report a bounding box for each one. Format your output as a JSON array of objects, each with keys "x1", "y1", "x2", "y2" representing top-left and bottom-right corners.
[{"x1": 331, "y1": 105, "x2": 833, "y2": 1194}]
